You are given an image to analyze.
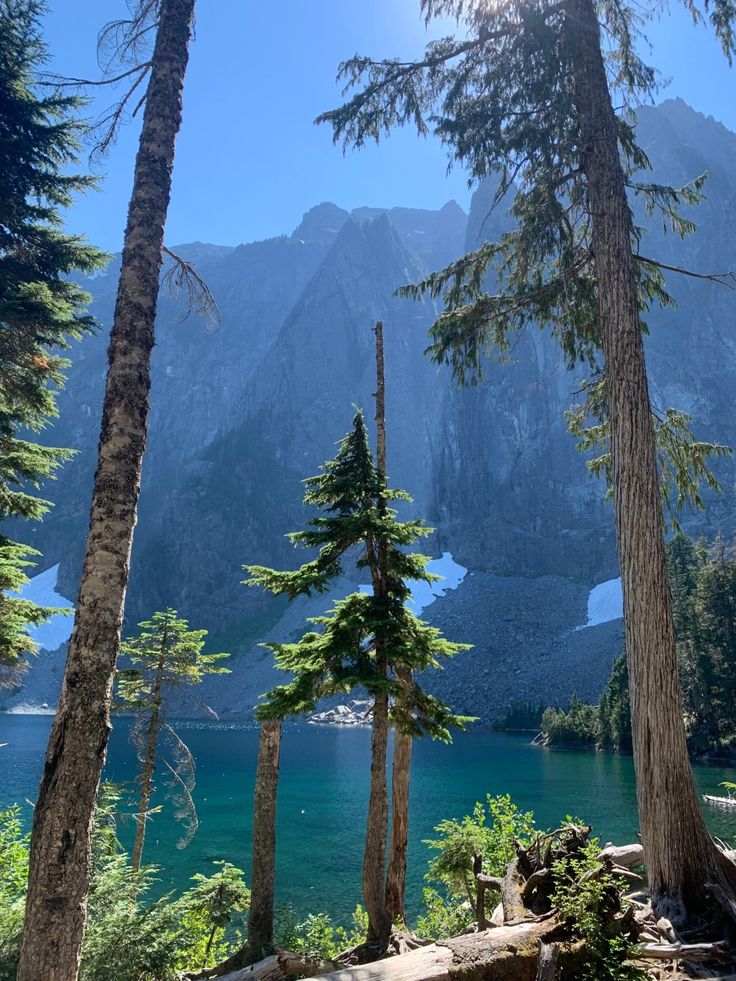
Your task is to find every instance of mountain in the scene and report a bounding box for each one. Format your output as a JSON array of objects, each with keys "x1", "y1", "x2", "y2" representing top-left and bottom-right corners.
[{"x1": 4, "y1": 100, "x2": 736, "y2": 721}]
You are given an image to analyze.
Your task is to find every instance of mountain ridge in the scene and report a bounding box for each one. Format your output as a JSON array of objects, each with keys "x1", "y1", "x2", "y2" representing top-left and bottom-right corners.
[{"x1": 5, "y1": 99, "x2": 736, "y2": 720}]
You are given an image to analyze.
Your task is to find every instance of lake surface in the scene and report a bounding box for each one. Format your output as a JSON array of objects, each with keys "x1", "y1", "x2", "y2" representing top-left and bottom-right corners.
[{"x1": 2, "y1": 716, "x2": 736, "y2": 923}]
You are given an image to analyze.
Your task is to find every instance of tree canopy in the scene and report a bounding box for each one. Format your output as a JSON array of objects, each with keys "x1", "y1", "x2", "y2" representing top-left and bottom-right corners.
[
  {"x1": 246, "y1": 410, "x2": 472, "y2": 741},
  {"x1": 0, "y1": 0, "x2": 105, "y2": 683}
]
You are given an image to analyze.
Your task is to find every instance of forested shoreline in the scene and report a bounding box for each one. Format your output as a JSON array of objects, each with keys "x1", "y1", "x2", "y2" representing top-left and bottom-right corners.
[{"x1": 534, "y1": 533, "x2": 736, "y2": 760}]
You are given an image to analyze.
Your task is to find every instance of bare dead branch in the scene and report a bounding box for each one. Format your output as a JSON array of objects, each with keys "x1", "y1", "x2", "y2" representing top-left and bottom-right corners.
[
  {"x1": 162, "y1": 246, "x2": 221, "y2": 331},
  {"x1": 635, "y1": 254, "x2": 736, "y2": 291},
  {"x1": 39, "y1": 62, "x2": 152, "y2": 89}
]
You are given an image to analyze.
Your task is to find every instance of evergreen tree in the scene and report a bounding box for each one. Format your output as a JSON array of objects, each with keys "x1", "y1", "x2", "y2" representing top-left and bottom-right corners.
[
  {"x1": 0, "y1": 0, "x2": 104, "y2": 685},
  {"x1": 19, "y1": 2, "x2": 197, "y2": 977},
  {"x1": 246, "y1": 410, "x2": 471, "y2": 948},
  {"x1": 115, "y1": 609, "x2": 228, "y2": 872},
  {"x1": 670, "y1": 534, "x2": 736, "y2": 751},
  {"x1": 598, "y1": 653, "x2": 632, "y2": 753},
  {"x1": 318, "y1": 0, "x2": 736, "y2": 921}
]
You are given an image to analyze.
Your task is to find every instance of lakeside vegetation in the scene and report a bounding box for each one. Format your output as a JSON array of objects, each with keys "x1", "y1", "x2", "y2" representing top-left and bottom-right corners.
[
  {"x1": 537, "y1": 533, "x2": 736, "y2": 758},
  {"x1": 2, "y1": 0, "x2": 736, "y2": 976}
]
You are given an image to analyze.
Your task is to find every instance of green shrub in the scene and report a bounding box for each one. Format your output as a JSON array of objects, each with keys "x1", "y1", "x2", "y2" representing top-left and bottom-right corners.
[
  {"x1": 0, "y1": 806, "x2": 29, "y2": 979},
  {"x1": 0, "y1": 788, "x2": 250, "y2": 981},
  {"x1": 421, "y1": 794, "x2": 536, "y2": 937},
  {"x1": 551, "y1": 840, "x2": 644, "y2": 980},
  {"x1": 274, "y1": 905, "x2": 367, "y2": 960},
  {"x1": 415, "y1": 887, "x2": 474, "y2": 940}
]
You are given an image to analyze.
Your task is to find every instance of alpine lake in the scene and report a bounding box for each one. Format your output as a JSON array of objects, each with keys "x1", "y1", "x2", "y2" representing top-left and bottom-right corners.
[{"x1": 2, "y1": 715, "x2": 736, "y2": 924}]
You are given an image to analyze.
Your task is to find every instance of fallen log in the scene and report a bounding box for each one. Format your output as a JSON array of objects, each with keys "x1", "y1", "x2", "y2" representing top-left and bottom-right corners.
[
  {"x1": 306, "y1": 920, "x2": 564, "y2": 981},
  {"x1": 598, "y1": 844, "x2": 644, "y2": 869},
  {"x1": 217, "y1": 951, "x2": 338, "y2": 981},
  {"x1": 633, "y1": 940, "x2": 730, "y2": 961}
]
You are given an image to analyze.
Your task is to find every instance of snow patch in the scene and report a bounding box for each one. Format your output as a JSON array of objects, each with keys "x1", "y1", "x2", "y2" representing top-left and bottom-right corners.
[
  {"x1": 14, "y1": 563, "x2": 74, "y2": 651},
  {"x1": 358, "y1": 551, "x2": 468, "y2": 615},
  {"x1": 577, "y1": 577, "x2": 623, "y2": 630}
]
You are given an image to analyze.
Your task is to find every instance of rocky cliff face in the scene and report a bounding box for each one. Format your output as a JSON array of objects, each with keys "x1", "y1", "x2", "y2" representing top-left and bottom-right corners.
[{"x1": 6, "y1": 100, "x2": 736, "y2": 719}]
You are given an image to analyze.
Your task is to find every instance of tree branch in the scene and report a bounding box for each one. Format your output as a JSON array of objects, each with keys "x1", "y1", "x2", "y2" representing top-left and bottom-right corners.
[{"x1": 635, "y1": 254, "x2": 736, "y2": 291}]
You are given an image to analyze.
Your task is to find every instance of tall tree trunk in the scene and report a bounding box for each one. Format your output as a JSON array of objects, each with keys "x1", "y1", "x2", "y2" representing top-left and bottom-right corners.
[
  {"x1": 363, "y1": 691, "x2": 391, "y2": 944},
  {"x1": 247, "y1": 720, "x2": 282, "y2": 962},
  {"x1": 566, "y1": 0, "x2": 736, "y2": 923},
  {"x1": 373, "y1": 320, "x2": 411, "y2": 926},
  {"x1": 385, "y1": 711, "x2": 411, "y2": 924},
  {"x1": 373, "y1": 321, "x2": 387, "y2": 478},
  {"x1": 362, "y1": 321, "x2": 392, "y2": 945},
  {"x1": 17, "y1": 3, "x2": 195, "y2": 978},
  {"x1": 131, "y1": 658, "x2": 165, "y2": 873}
]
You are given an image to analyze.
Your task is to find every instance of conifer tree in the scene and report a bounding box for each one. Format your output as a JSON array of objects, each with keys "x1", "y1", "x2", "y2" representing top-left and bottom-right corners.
[
  {"x1": 246, "y1": 410, "x2": 471, "y2": 948},
  {"x1": 116, "y1": 609, "x2": 228, "y2": 872},
  {"x1": 19, "y1": 3, "x2": 197, "y2": 977},
  {"x1": 245, "y1": 718, "x2": 282, "y2": 963},
  {"x1": 0, "y1": 0, "x2": 104, "y2": 685},
  {"x1": 319, "y1": 0, "x2": 736, "y2": 923}
]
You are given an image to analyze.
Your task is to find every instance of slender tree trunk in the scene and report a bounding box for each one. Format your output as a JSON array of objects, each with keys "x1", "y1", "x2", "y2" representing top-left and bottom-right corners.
[
  {"x1": 131, "y1": 659, "x2": 164, "y2": 873},
  {"x1": 17, "y1": 4, "x2": 195, "y2": 978},
  {"x1": 385, "y1": 713, "x2": 411, "y2": 924},
  {"x1": 363, "y1": 689, "x2": 391, "y2": 944},
  {"x1": 247, "y1": 720, "x2": 282, "y2": 962},
  {"x1": 566, "y1": 0, "x2": 736, "y2": 922},
  {"x1": 373, "y1": 321, "x2": 387, "y2": 478},
  {"x1": 362, "y1": 322, "x2": 392, "y2": 945},
  {"x1": 373, "y1": 321, "x2": 411, "y2": 926}
]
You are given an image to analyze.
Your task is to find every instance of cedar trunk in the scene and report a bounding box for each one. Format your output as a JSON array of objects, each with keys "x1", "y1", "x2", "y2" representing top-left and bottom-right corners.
[
  {"x1": 247, "y1": 720, "x2": 282, "y2": 961},
  {"x1": 17, "y1": 3, "x2": 195, "y2": 978},
  {"x1": 567, "y1": 0, "x2": 736, "y2": 921}
]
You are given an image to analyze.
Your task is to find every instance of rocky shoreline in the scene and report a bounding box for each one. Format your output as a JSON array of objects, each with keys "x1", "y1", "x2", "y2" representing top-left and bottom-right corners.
[{"x1": 308, "y1": 699, "x2": 372, "y2": 727}]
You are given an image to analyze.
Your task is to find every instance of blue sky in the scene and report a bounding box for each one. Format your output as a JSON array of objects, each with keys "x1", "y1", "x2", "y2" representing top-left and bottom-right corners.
[{"x1": 42, "y1": 1, "x2": 735, "y2": 252}]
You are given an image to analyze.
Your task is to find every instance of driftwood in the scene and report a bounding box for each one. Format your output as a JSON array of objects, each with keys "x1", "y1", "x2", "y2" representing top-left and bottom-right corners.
[
  {"x1": 216, "y1": 951, "x2": 338, "y2": 981},
  {"x1": 634, "y1": 941, "x2": 729, "y2": 961},
  {"x1": 307, "y1": 920, "x2": 564, "y2": 981},
  {"x1": 598, "y1": 843, "x2": 645, "y2": 869}
]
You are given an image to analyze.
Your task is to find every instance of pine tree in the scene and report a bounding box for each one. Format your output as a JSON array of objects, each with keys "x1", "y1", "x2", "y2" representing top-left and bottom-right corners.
[
  {"x1": 246, "y1": 410, "x2": 471, "y2": 948},
  {"x1": 318, "y1": 0, "x2": 736, "y2": 922},
  {"x1": 0, "y1": 0, "x2": 104, "y2": 685},
  {"x1": 19, "y1": 2, "x2": 197, "y2": 977},
  {"x1": 115, "y1": 609, "x2": 228, "y2": 872}
]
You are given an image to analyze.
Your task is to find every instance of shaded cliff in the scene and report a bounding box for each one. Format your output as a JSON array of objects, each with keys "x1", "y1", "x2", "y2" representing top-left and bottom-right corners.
[{"x1": 6, "y1": 100, "x2": 736, "y2": 719}]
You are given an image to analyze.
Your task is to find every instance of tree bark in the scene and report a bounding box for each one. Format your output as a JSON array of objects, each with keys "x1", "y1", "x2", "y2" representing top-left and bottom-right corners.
[
  {"x1": 385, "y1": 706, "x2": 411, "y2": 925},
  {"x1": 363, "y1": 690, "x2": 391, "y2": 944},
  {"x1": 17, "y1": 3, "x2": 195, "y2": 978},
  {"x1": 362, "y1": 321, "x2": 392, "y2": 945},
  {"x1": 373, "y1": 320, "x2": 413, "y2": 928},
  {"x1": 566, "y1": 0, "x2": 736, "y2": 923},
  {"x1": 535, "y1": 941, "x2": 559, "y2": 981},
  {"x1": 247, "y1": 720, "x2": 282, "y2": 962}
]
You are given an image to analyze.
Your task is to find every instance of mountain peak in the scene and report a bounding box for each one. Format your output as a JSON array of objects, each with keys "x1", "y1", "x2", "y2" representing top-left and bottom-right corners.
[{"x1": 292, "y1": 202, "x2": 350, "y2": 245}]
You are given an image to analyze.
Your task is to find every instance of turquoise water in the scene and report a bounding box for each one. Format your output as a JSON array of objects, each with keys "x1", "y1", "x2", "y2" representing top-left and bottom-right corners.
[{"x1": 2, "y1": 715, "x2": 736, "y2": 921}]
